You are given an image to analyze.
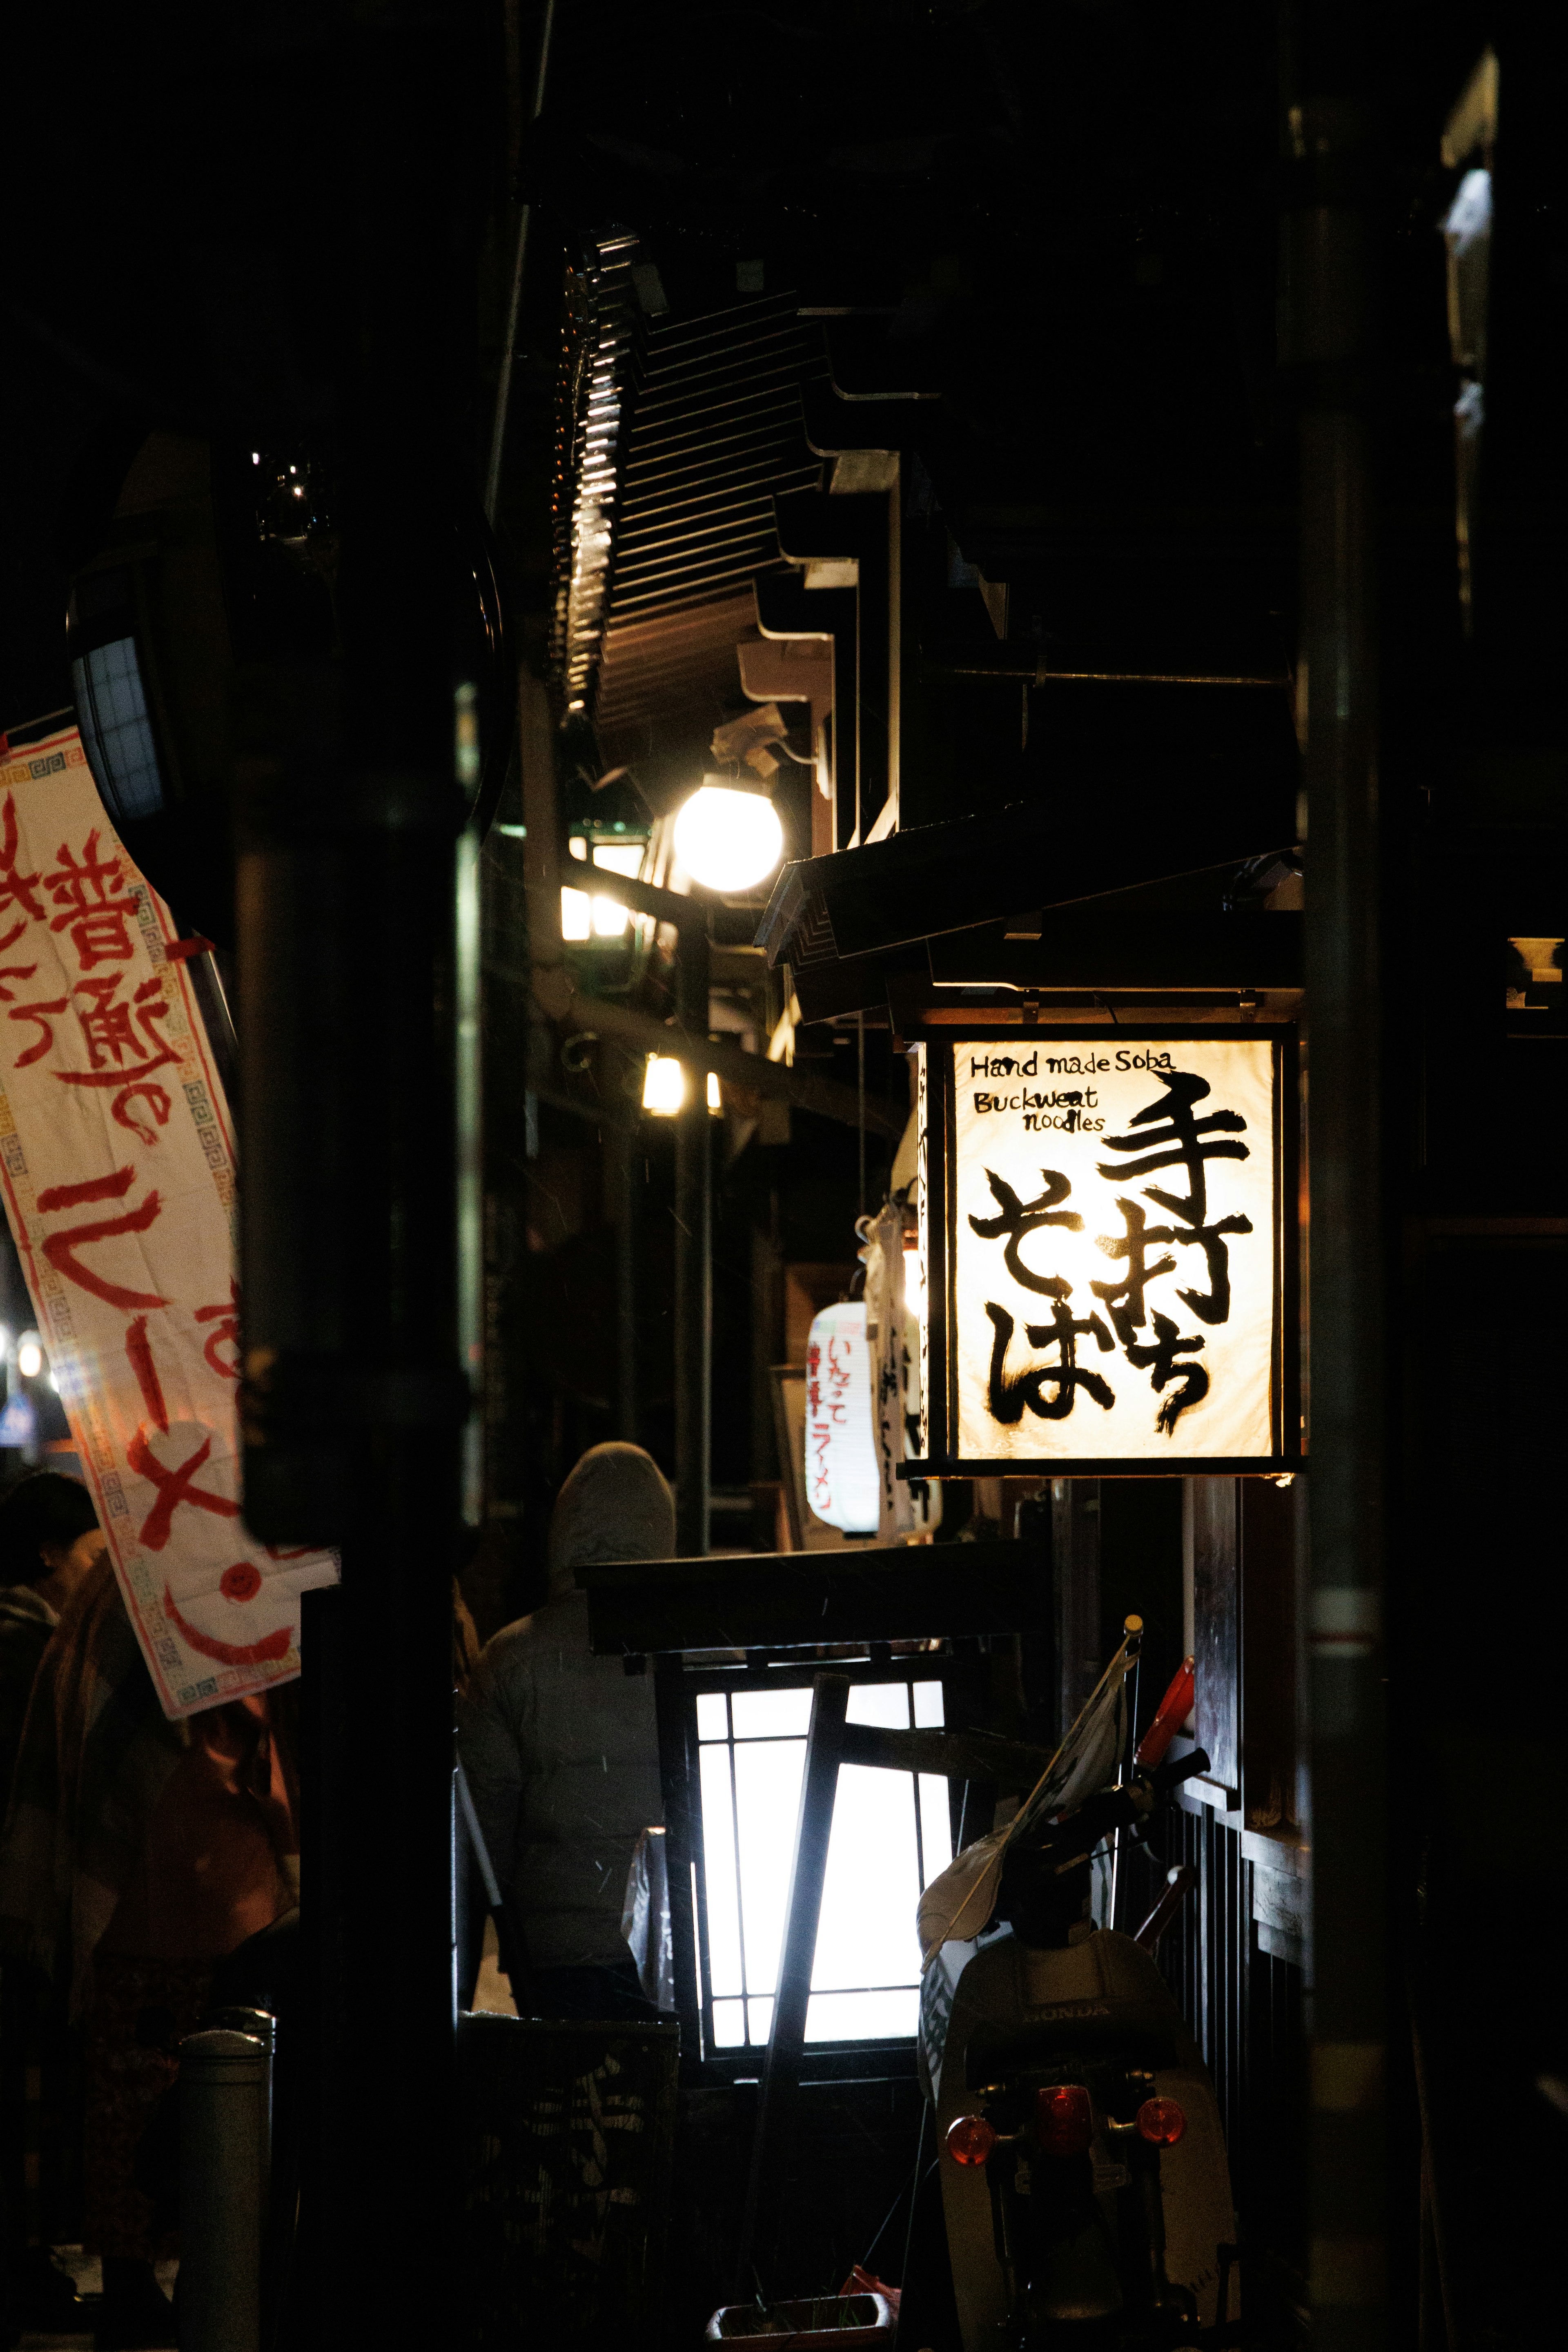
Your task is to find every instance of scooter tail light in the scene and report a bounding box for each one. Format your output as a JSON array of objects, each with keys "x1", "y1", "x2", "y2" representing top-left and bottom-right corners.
[
  {"x1": 1137, "y1": 2096, "x2": 1187, "y2": 2147},
  {"x1": 1034, "y1": 2084, "x2": 1093, "y2": 2156},
  {"x1": 945, "y1": 2114, "x2": 996, "y2": 2167}
]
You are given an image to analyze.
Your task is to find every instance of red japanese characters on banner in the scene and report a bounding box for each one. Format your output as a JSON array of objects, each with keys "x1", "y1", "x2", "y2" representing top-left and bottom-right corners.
[
  {"x1": 0, "y1": 722, "x2": 336, "y2": 1718},
  {"x1": 802, "y1": 1301, "x2": 879, "y2": 1535}
]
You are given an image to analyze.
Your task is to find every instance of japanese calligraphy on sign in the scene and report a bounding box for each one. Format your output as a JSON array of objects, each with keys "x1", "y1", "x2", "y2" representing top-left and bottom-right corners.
[
  {"x1": 918, "y1": 1032, "x2": 1286, "y2": 1467},
  {"x1": 0, "y1": 722, "x2": 336, "y2": 1717},
  {"x1": 803, "y1": 1301, "x2": 880, "y2": 1534}
]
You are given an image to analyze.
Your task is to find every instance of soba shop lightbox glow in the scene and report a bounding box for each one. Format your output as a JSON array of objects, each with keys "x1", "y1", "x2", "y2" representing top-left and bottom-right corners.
[{"x1": 908, "y1": 1029, "x2": 1298, "y2": 1475}]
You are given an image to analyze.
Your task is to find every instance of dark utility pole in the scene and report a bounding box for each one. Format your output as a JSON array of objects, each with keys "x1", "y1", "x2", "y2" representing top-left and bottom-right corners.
[
  {"x1": 576, "y1": 865, "x2": 712, "y2": 1553},
  {"x1": 1294, "y1": 12, "x2": 1389, "y2": 2341},
  {"x1": 605, "y1": 1123, "x2": 639, "y2": 1444},
  {"x1": 234, "y1": 7, "x2": 470, "y2": 2345},
  {"x1": 673, "y1": 916, "x2": 712, "y2": 1557}
]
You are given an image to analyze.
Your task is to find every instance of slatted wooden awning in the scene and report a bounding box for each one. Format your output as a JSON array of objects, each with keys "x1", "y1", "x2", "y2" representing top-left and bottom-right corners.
[{"x1": 552, "y1": 259, "x2": 829, "y2": 775}]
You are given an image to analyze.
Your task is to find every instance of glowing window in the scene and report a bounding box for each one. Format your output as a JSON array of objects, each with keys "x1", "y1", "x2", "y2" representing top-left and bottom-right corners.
[
  {"x1": 563, "y1": 834, "x2": 647, "y2": 938},
  {"x1": 589, "y1": 840, "x2": 644, "y2": 935},
  {"x1": 695, "y1": 1675, "x2": 954, "y2": 2048}
]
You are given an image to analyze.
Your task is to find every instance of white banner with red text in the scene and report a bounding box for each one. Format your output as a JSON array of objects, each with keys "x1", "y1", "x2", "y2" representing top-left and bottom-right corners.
[{"x1": 0, "y1": 720, "x2": 336, "y2": 1718}]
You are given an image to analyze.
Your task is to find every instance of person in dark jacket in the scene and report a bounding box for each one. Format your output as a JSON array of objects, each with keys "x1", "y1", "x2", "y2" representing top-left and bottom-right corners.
[
  {"x1": 460, "y1": 1443, "x2": 674, "y2": 2020},
  {"x1": 0, "y1": 1472, "x2": 106, "y2": 1811}
]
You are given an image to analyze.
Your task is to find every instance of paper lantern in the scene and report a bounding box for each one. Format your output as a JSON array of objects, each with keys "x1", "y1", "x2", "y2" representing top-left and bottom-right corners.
[
  {"x1": 673, "y1": 781, "x2": 783, "y2": 893},
  {"x1": 910, "y1": 1029, "x2": 1296, "y2": 1473},
  {"x1": 861, "y1": 1204, "x2": 941, "y2": 1540},
  {"x1": 803, "y1": 1301, "x2": 880, "y2": 1533}
]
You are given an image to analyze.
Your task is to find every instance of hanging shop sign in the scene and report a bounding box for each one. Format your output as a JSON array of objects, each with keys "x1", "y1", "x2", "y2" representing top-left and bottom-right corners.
[
  {"x1": 910, "y1": 1028, "x2": 1296, "y2": 1474},
  {"x1": 0, "y1": 721, "x2": 337, "y2": 1718},
  {"x1": 861, "y1": 1203, "x2": 940, "y2": 1541},
  {"x1": 803, "y1": 1300, "x2": 880, "y2": 1534}
]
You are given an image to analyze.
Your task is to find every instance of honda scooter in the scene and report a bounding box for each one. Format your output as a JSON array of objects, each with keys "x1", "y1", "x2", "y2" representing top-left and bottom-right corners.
[{"x1": 915, "y1": 1656, "x2": 1240, "y2": 2348}]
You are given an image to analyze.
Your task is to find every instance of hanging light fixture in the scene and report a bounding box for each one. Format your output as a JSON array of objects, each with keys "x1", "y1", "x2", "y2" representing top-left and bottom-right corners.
[
  {"x1": 672, "y1": 777, "x2": 783, "y2": 894},
  {"x1": 560, "y1": 827, "x2": 651, "y2": 943},
  {"x1": 643, "y1": 1055, "x2": 686, "y2": 1116}
]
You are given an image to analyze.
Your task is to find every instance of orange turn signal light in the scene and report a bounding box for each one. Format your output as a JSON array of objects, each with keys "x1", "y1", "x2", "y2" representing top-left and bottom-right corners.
[
  {"x1": 1136, "y1": 2096, "x2": 1187, "y2": 2146},
  {"x1": 945, "y1": 2113, "x2": 997, "y2": 2167}
]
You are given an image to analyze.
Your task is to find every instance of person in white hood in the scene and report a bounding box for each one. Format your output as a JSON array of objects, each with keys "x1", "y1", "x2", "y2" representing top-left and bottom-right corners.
[{"x1": 459, "y1": 1442, "x2": 674, "y2": 2019}]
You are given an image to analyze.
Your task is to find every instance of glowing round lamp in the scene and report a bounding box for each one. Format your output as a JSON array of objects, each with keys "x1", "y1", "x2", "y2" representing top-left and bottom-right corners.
[
  {"x1": 17, "y1": 1335, "x2": 44, "y2": 1380},
  {"x1": 673, "y1": 782, "x2": 783, "y2": 893}
]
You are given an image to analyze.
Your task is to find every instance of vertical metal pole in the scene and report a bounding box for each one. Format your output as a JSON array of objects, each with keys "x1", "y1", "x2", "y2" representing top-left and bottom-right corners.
[
  {"x1": 233, "y1": 10, "x2": 466, "y2": 2347},
  {"x1": 1051, "y1": 1477, "x2": 1102, "y2": 1740},
  {"x1": 1296, "y1": 21, "x2": 1388, "y2": 2339},
  {"x1": 1109, "y1": 1613, "x2": 1142, "y2": 1930},
  {"x1": 654, "y1": 1657, "x2": 702, "y2": 2056},
  {"x1": 606, "y1": 1121, "x2": 638, "y2": 1443},
  {"x1": 457, "y1": 813, "x2": 484, "y2": 1523},
  {"x1": 673, "y1": 920, "x2": 711, "y2": 1555},
  {"x1": 483, "y1": 0, "x2": 559, "y2": 524},
  {"x1": 857, "y1": 1008, "x2": 866, "y2": 1216},
  {"x1": 179, "y1": 2029, "x2": 270, "y2": 2352},
  {"x1": 736, "y1": 1673, "x2": 850, "y2": 2296},
  {"x1": 749, "y1": 1183, "x2": 783, "y2": 1543}
]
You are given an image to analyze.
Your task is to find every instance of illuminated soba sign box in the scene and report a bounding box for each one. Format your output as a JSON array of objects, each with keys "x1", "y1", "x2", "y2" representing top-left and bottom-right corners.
[{"x1": 909, "y1": 1029, "x2": 1298, "y2": 1474}]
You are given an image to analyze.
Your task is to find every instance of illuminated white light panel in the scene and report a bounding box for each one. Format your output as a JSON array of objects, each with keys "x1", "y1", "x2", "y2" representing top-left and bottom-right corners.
[
  {"x1": 695, "y1": 1678, "x2": 953, "y2": 2047},
  {"x1": 561, "y1": 839, "x2": 646, "y2": 938}
]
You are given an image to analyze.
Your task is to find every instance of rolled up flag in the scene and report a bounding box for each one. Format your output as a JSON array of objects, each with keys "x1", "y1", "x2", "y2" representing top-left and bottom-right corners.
[
  {"x1": 1134, "y1": 1655, "x2": 1196, "y2": 1768},
  {"x1": 918, "y1": 1635, "x2": 1136, "y2": 1968}
]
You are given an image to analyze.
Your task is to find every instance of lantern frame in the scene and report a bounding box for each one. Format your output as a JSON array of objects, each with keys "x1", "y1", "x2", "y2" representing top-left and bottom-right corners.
[{"x1": 905, "y1": 1023, "x2": 1300, "y2": 1477}]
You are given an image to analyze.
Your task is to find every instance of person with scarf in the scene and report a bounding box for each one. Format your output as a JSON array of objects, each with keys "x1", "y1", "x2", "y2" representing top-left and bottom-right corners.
[
  {"x1": 0, "y1": 1544, "x2": 298, "y2": 2348},
  {"x1": 459, "y1": 1442, "x2": 674, "y2": 2021}
]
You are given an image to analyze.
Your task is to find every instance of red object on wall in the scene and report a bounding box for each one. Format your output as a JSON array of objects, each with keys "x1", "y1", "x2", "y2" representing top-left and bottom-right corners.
[{"x1": 1135, "y1": 1655, "x2": 1196, "y2": 1766}]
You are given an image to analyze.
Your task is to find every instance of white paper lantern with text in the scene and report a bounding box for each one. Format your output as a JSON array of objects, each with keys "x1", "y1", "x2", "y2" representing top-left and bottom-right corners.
[
  {"x1": 803, "y1": 1301, "x2": 880, "y2": 1533},
  {"x1": 862, "y1": 1204, "x2": 941, "y2": 1541}
]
